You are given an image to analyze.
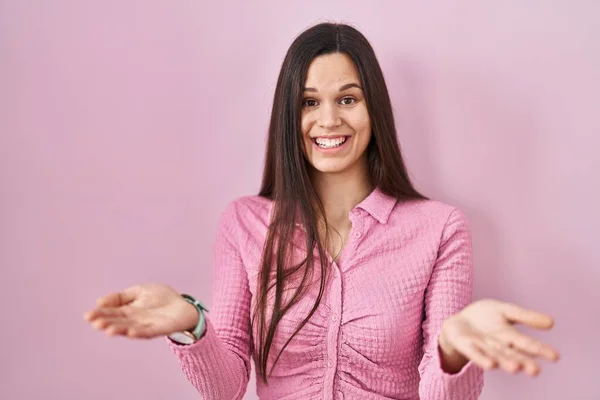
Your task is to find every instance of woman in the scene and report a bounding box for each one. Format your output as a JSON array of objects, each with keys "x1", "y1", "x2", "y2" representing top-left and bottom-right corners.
[{"x1": 84, "y1": 23, "x2": 559, "y2": 399}]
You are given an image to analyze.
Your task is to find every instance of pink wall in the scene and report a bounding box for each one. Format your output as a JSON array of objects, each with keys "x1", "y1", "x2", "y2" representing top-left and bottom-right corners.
[{"x1": 2, "y1": 1, "x2": 598, "y2": 399}]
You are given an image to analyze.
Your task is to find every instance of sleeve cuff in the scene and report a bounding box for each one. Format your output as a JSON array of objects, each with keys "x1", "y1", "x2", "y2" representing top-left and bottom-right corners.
[
  {"x1": 166, "y1": 318, "x2": 215, "y2": 355},
  {"x1": 429, "y1": 332, "x2": 484, "y2": 393}
]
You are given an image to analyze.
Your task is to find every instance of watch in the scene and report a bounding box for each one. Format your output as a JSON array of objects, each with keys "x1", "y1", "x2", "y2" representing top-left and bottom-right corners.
[{"x1": 168, "y1": 294, "x2": 209, "y2": 345}]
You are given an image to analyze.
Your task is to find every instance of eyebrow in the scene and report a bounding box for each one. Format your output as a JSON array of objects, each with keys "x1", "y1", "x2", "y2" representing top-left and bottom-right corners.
[{"x1": 303, "y1": 83, "x2": 362, "y2": 92}]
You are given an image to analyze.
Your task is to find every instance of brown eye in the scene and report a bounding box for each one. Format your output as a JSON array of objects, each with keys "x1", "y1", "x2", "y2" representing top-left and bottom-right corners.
[
  {"x1": 302, "y1": 99, "x2": 318, "y2": 108},
  {"x1": 340, "y1": 97, "x2": 356, "y2": 105}
]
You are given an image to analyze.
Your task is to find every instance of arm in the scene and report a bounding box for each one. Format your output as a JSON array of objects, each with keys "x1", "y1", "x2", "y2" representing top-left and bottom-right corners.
[
  {"x1": 417, "y1": 208, "x2": 484, "y2": 400},
  {"x1": 168, "y1": 201, "x2": 252, "y2": 400}
]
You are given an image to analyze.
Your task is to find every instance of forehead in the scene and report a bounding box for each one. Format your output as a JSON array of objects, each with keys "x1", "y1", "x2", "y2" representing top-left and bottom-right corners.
[{"x1": 304, "y1": 53, "x2": 360, "y2": 90}]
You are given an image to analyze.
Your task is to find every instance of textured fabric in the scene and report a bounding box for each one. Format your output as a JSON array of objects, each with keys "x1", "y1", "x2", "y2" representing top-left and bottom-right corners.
[{"x1": 168, "y1": 188, "x2": 484, "y2": 399}]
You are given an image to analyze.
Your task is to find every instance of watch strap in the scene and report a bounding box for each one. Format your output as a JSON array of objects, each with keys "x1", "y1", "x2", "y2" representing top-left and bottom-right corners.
[{"x1": 181, "y1": 294, "x2": 209, "y2": 340}]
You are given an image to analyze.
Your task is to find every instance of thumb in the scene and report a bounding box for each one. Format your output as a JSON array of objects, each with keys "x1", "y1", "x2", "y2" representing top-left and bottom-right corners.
[
  {"x1": 96, "y1": 287, "x2": 138, "y2": 308},
  {"x1": 502, "y1": 303, "x2": 555, "y2": 330}
]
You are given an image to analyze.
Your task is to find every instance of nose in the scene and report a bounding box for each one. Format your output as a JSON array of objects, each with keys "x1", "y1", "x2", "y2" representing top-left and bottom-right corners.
[{"x1": 316, "y1": 103, "x2": 341, "y2": 129}]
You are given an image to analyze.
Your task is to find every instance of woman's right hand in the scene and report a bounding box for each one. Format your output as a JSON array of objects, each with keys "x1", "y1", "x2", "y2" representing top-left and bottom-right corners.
[{"x1": 84, "y1": 283, "x2": 200, "y2": 339}]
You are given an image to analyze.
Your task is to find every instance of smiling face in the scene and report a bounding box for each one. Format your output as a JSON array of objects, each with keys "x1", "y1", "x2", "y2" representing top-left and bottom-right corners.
[{"x1": 301, "y1": 53, "x2": 372, "y2": 177}]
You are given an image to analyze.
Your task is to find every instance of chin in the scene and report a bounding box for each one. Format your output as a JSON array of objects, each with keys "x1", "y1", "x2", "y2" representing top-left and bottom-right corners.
[{"x1": 310, "y1": 160, "x2": 352, "y2": 174}]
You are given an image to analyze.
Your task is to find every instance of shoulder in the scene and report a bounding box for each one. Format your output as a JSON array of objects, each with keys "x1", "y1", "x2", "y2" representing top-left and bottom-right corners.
[
  {"x1": 217, "y1": 194, "x2": 273, "y2": 234},
  {"x1": 224, "y1": 195, "x2": 271, "y2": 216},
  {"x1": 389, "y1": 198, "x2": 470, "y2": 236}
]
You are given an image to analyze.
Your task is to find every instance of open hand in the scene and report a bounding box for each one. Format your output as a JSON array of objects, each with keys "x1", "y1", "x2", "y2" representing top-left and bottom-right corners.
[
  {"x1": 439, "y1": 299, "x2": 560, "y2": 376},
  {"x1": 84, "y1": 283, "x2": 199, "y2": 339}
]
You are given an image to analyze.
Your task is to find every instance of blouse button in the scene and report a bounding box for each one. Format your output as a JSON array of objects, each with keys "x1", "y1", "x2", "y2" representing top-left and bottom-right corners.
[
  {"x1": 332, "y1": 314, "x2": 337, "y2": 321},
  {"x1": 328, "y1": 360, "x2": 333, "y2": 368},
  {"x1": 354, "y1": 232, "x2": 361, "y2": 238}
]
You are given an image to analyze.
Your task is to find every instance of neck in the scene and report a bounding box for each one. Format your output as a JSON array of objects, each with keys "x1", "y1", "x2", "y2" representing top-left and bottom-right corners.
[{"x1": 310, "y1": 159, "x2": 373, "y2": 227}]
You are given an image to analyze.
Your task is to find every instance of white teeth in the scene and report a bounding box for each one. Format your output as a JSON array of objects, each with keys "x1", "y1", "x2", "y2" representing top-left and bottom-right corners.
[{"x1": 315, "y1": 137, "x2": 347, "y2": 148}]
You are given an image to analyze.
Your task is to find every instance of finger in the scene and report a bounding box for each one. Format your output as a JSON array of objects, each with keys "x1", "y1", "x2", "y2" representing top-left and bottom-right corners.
[
  {"x1": 452, "y1": 336, "x2": 497, "y2": 370},
  {"x1": 485, "y1": 336, "x2": 540, "y2": 376},
  {"x1": 502, "y1": 303, "x2": 554, "y2": 330},
  {"x1": 104, "y1": 320, "x2": 153, "y2": 338},
  {"x1": 90, "y1": 317, "x2": 111, "y2": 331},
  {"x1": 497, "y1": 330, "x2": 560, "y2": 362},
  {"x1": 104, "y1": 323, "x2": 130, "y2": 337},
  {"x1": 91, "y1": 317, "x2": 132, "y2": 332},
  {"x1": 85, "y1": 307, "x2": 128, "y2": 321},
  {"x1": 505, "y1": 348, "x2": 540, "y2": 377},
  {"x1": 96, "y1": 289, "x2": 136, "y2": 308},
  {"x1": 479, "y1": 337, "x2": 522, "y2": 374},
  {"x1": 127, "y1": 322, "x2": 156, "y2": 339}
]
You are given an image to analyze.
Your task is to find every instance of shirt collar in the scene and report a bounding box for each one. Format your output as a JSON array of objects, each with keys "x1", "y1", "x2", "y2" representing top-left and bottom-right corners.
[
  {"x1": 284, "y1": 188, "x2": 398, "y2": 228},
  {"x1": 355, "y1": 188, "x2": 397, "y2": 224}
]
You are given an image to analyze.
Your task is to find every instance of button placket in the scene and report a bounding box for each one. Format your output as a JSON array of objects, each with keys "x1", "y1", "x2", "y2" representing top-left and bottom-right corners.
[
  {"x1": 342, "y1": 210, "x2": 363, "y2": 268},
  {"x1": 323, "y1": 261, "x2": 343, "y2": 399}
]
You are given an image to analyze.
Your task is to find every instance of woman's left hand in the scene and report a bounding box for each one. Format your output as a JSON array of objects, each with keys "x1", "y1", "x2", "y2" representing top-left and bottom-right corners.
[{"x1": 438, "y1": 299, "x2": 560, "y2": 376}]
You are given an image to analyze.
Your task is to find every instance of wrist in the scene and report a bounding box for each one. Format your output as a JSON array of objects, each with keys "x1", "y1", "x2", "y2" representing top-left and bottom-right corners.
[
  {"x1": 438, "y1": 321, "x2": 469, "y2": 374},
  {"x1": 181, "y1": 300, "x2": 201, "y2": 332},
  {"x1": 438, "y1": 325, "x2": 456, "y2": 356},
  {"x1": 168, "y1": 294, "x2": 209, "y2": 345}
]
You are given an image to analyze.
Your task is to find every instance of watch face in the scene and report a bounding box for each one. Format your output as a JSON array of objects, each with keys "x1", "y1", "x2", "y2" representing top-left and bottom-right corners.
[{"x1": 168, "y1": 331, "x2": 195, "y2": 345}]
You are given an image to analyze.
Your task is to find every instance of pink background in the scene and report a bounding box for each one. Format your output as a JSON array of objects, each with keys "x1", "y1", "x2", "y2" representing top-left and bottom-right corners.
[{"x1": 2, "y1": 1, "x2": 598, "y2": 399}]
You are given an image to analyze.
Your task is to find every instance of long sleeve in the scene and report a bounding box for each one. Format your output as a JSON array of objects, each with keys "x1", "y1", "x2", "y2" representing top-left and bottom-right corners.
[
  {"x1": 418, "y1": 208, "x2": 484, "y2": 399},
  {"x1": 168, "y1": 201, "x2": 252, "y2": 400}
]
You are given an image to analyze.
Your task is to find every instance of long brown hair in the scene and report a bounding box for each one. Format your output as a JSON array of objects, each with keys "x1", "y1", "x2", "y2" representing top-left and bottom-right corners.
[{"x1": 254, "y1": 22, "x2": 426, "y2": 383}]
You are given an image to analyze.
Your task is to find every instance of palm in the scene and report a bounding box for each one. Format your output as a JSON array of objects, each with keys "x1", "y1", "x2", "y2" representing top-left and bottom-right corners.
[
  {"x1": 84, "y1": 283, "x2": 198, "y2": 339},
  {"x1": 441, "y1": 299, "x2": 559, "y2": 376},
  {"x1": 451, "y1": 303, "x2": 516, "y2": 337}
]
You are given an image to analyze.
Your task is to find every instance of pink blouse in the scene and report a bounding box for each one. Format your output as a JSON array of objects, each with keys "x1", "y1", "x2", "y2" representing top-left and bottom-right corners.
[{"x1": 168, "y1": 189, "x2": 484, "y2": 399}]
